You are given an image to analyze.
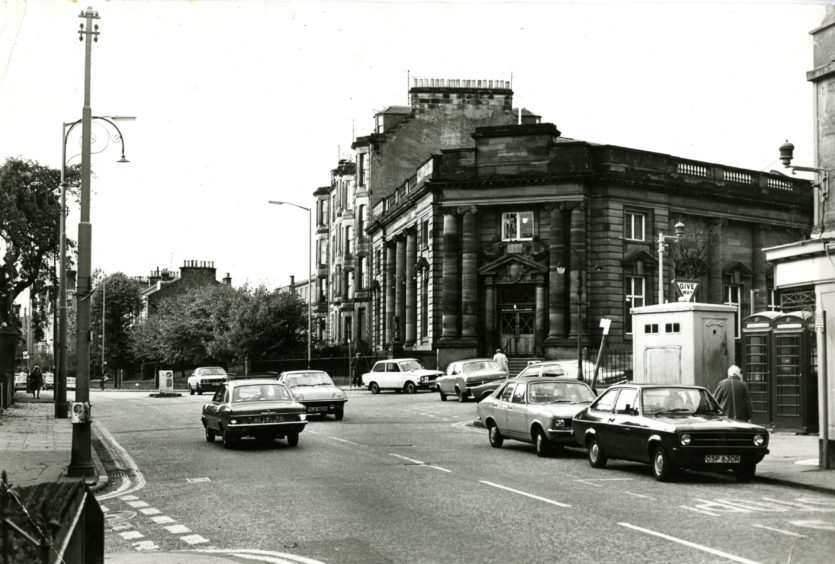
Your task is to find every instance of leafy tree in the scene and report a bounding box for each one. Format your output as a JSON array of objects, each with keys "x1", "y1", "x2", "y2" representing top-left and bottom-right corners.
[
  {"x1": 230, "y1": 285, "x2": 307, "y2": 360},
  {"x1": 90, "y1": 273, "x2": 142, "y2": 377}
]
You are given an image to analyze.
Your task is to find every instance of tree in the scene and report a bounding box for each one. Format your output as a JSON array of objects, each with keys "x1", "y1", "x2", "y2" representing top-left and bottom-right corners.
[
  {"x1": 0, "y1": 158, "x2": 62, "y2": 328},
  {"x1": 229, "y1": 285, "x2": 306, "y2": 360},
  {"x1": 90, "y1": 273, "x2": 142, "y2": 377}
]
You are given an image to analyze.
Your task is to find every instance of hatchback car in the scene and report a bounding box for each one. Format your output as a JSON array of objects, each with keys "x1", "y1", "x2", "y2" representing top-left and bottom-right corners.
[
  {"x1": 277, "y1": 370, "x2": 347, "y2": 420},
  {"x1": 188, "y1": 366, "x2": 229, "y2": 395},
  {"x1": 477, "y1": 376, "x2": 596, "y2": 456},
  {"x1": 361, "y1": 359, "x2": 443, "y2": 394},
  {"x1": 572, "y1": 383, "x2": 770, "y2": 482},
  {"x1": 436, "y1": 358, "x2": 508, "y2": 402},
  {"x1": 201, "y1": 379, "x2": 308, "y2": 449}
]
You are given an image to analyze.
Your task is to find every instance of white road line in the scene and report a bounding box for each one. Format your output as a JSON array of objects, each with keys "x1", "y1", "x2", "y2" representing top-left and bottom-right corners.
[
  {"x1": 329, "y1": 437, "x2": 361, "y2": 446},
  {"x1": 150, "y1": 516, "x2": 175, "y2": 525},
  {"x1": 125, "y1": 500, "x2": 149, "y2": 508},
  {"x1": 119, "y1": 531, "x2": 144, "y2": 540},
  {"x1": 139, "y1": 508, "x2": 161, "y2": 515},
  {"x1": 618, "y1": 522, "x2": 761, "y2": 564},
  {"x1": 480, "y1": 481, "x2": 571, "y2": 508},
  {"x1": 194, "y1": 548, "x2": 327, "y2": 564},
  {"x1": 94, "y1": 420, "x2": 147, "y2": 501},
  {"x1": 624, "y1": 491, "x2": 656, "y2": 500},
  {"x1": 119, "y1": 495, "x2": 139, "y2": 501},
  {"x1": 133, "y1": 540, "x2": 159, "y2": 551},
  {"x1": 681, "y1": 506, "x2": 721, "y2": 517},
  {"x1": 752, "y1": 524, "x2": 807, "y2": 538},
  {"x1": 165, "y1": 524, "x2": 191, "y2": 534},
  {"x1": 427, "y1": 464, "x2": 452, "y2": 473},
  {"x1": 181, "y1": 534, "x2": 209, "y2": 545},
  {"x1": 576, "y1": 477, "x2": 633, "y2": 488},
  {"x1": 390, "y1": 453, "x2": 425, "y2": 465}
]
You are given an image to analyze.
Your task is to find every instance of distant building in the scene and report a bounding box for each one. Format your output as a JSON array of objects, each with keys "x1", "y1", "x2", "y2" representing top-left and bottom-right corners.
[{"x1": 139, "y1": 260, "x2": 232, "y2": 318}]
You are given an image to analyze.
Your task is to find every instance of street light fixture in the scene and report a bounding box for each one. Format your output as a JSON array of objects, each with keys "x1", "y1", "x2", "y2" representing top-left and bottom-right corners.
[
  {"x1": 268, "y1": 200, "x2": 313, "y2": 369},
  {"x1": 657, "y1": 220, "x2": 685, "y2": 304},
  {"x1": 557, "y1": 248, "x2": 600, "y2": 381},
  {"x1": 56, "y1": 115, "x2": 133, "y2": 419},
  {"x1": 779, "y1": 140, "x2": 829, "y2": 237}
]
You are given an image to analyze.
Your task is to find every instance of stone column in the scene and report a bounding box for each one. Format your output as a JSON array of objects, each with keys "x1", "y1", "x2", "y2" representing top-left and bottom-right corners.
[
  {"x1": 405, "y1": 229, "x2": 417, "y2": 346},
  {"x1": 385, "y1": 242, "x2": 396, "y2": 346},
  {"x1": 396, "y1": 235, "x2": 406, "y2": 343},
  {"x1": 535, "y1": 283, "x2": 546, "y2": 354},
  {"x1": 441, "y1": 211, "x2": 460, "y2": 339},
  {"x1": 752, "y1": 226, "x2": 767, "y2": 312},
  {"x1": 708, "y1": 219, "x2": 724, "y2": 304},
  {"x1": 569, "y1": 205, "x2": 586, "y2": 338},
  {"x1": 547, "y1": 206, "x2": 567, "y2": 339},
  {"x1": 461, "y1": 207, "x2": 478, "y2": 339},
  {"x1": 485, "y1": 281, "x2": 496, "y2": 350}
]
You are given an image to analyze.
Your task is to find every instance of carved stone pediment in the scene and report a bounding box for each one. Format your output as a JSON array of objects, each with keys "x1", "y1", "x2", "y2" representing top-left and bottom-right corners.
[{"x1": 479, "y1": 254, "x2": 548, "y2": 284}]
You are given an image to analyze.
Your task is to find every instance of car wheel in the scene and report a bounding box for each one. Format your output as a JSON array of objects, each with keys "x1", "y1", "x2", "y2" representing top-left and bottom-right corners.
[
  {"x1": 190, "y1": 386, "x2": 195, "y2": 396},
  {"x1": 334, "y1": 409, "x2": 344, "y2": 421},
  {"x1": 439, "y1": 388, "x2": 447, "y2": 401},
  {"x1": 652, "y1": 446, "x2": 676, "y2": 482},
  {"x1": 222, "y1": 428, "x2": 235, "y2": 449},
  {"x1": 197, "y1": 384, "x2": 203, "y2": 396},
  {"x1": 286, "y1": 433, "x2": 299, "y2": 447},
  {"x1": 588, "y1": 437, "x2": 608, "y2": 468},
  {"x1": 456, "y1": 388, "x2": 466, "y2": 402},
  {"x1": 205, "y1": 426, "x2": 215, "y2": 443},
  {"x1": 733, "y1": 463, "x2": 756, "y2": 482},
  {"x1": 535, "y1": 428, "x2": 551, "y2": 458},
  {"x1": 404, "y1": 381, "x2": 417, "y2": 394},
  {"x1": 488, "y1": 423, "x2": 504, "y2": 448},
  {"x1": 369, "y1": 382, "x2": 380, "y2": 394}
]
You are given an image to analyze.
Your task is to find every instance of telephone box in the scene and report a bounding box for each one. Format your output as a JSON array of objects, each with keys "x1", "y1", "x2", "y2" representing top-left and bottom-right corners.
[
  {"x1": 772, "y1": 311, "x2": 818, "y2": 433},
  {"x1": 741, "y1": 311, "x2": 781, "y2": 425}
]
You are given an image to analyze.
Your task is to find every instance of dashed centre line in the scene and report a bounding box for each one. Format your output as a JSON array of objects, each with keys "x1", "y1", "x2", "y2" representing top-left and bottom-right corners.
[
  {"x1": 389, "y1": 453, "x2": 451, "y2": 472},
  {"x1": 751, "y1": 524, "x2": 807, "y2": 538},
  {"x1": 480, "y1": 480, "x2": 571, "y2": 508}
]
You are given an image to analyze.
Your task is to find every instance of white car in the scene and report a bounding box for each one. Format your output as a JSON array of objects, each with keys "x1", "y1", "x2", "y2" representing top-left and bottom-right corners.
[
  {"x1": 42, "y1": 372, "x2": 54, "y2": 390},
  {"x1": 435, "y1": 358, "x2": 508, "y2": 402},
  {"x1": 188, "y1": 366, "x2": 229, "y2": 395},
  {"x1": 277, "y1": 370, "x2": 348, "y2": 420},
  {"x1": 361, "y1": 358, "x2": 443, "y2": 394},
  {"x1": 14, "y1": 372, "x2": 28, "y2": 390}
]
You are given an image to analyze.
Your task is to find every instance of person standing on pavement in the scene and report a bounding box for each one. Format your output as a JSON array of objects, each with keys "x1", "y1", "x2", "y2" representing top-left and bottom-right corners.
[
  {"x1": 29, "y1": 365, "x2": 43, "y2": 399},
  {"x1": 352, "y1": 352, "x2": 365, "y2": 389},
  {"x1": 714, "y1": 364, "x2": 753, "y2": 422},
  {"x1": 493, "y1": 348, "x2": 509, "y2": 374}
]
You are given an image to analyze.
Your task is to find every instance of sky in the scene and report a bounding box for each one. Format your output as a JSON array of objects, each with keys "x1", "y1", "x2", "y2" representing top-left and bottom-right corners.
[{"x1": 0, "y1": 0, "x2": 828, "y2": 292}]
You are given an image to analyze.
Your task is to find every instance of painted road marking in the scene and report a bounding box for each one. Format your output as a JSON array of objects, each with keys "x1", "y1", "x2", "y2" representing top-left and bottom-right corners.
[
  {"x1": 619, "y1": 522, "x2": 760, "y2": 564},
  {"x1": 94, "y1": 420, "x2": 147, "y2": 501},
  {"x1": 139, "y1": 507, "x2": 161, "y2": 515},
  {"x1": 575, "y1": 478, "x2": 633, "y2": 487},
  {"x1": 389, "y1": 453, "x2": 451, "y2": 472},
  {"x1": 125, "y1": 500, "x2": 149, "y2": 508},
  {"x1": 133, "y1": 540, "x2": 159, "y2": 551},
  {"x1": 100, "y1": 505, "x2": 109, "y2": 513},
  {"x1": 751, "y1": 524, "x2": 807, "y2": 538},
  {"x1": 181, "y1": 534, "x2": 209, "y2": 545},
  {"x1": 165, "y1": 524, "x2": 191, "y2": 534},
  {"x1": 683, "y1": 496, "x2": 835, "y2": 517},
  {"x1": 111, "y1": 523, "x2": 132, "y2": 532},
  {"x1": 480, "y1": 481, "x2": 571, "y2": 508},
  {"x1": 624, "y1": 491, "x2": 656, "y2": 500},
  {"x1": 150, "y1": 516, "x2": 176, "y2": 524},
  {"x1": 193, "y1": 548, "x2": 327, "y2": 564},
  {"x1": 186, "y1": 477, "x2": 211, "y2": 484},
  {"x1": 119, "y1": 495, "x2": 139, "y2": 501},
  {"x1": 329, "y1": 437, "x2": 361, "y2": 446},
  {"x1": 119, "y1": 531, "x2": 144, "y2": 540}
]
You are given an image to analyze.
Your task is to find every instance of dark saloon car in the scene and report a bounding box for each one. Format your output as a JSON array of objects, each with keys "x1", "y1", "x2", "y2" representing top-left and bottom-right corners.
[
  {"x1": 572, "y1": 383, "x2": 770, "y2": 482},
  {"x1": 277, "y1": 370, "x2": 347, "y2": 420},
  {"x1": 201, "y1": 379, "x2": 308, "y2": 449},
  {"x1": 477, "y1": 376, "x2": 597, "y2": 456}
]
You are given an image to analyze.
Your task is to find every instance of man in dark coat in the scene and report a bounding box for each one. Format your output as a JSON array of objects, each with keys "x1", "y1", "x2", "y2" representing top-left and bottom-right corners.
[
  {"x1": 29, "y1": 365, "x2": 43, "y2": 399},
  {"x1": 714, "y1": 365, "x2": 753, "y2": 422},
  {"x1": 352, "y1": 353, "x2": 365, "y2": 389}
]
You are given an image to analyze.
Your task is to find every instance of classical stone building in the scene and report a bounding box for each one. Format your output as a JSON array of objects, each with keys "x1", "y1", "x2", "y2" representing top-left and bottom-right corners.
[{"x1": 368, "y1": 123, "x2": 813, "y2": 369}]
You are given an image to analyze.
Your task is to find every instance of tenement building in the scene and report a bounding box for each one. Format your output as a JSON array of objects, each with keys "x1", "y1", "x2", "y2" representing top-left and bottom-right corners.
[
  {"x1": 315, "y1": 78, "x2": 538, "y2": 349},
  {"x1": 367, "y1": 123, "x2": 813, "y2": 368}
]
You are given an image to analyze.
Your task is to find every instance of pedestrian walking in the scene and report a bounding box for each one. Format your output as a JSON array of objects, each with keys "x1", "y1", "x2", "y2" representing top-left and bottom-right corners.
[
  {"x1": 493, "y1": 348, "x2": 509, "y2": 374},
  {"x1": 352, "y1": 352, "x2": 365, "y2": 389},
  {"x1": 714, "y1": 365, "x2": 753, "y2": 422},
  {"x1": 28, "y1": 365, "x2": 43, "y2": 399}
]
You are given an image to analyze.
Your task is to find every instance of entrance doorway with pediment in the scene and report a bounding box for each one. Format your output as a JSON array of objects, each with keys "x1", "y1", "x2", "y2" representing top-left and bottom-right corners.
[{"x1": 499, "y1": 284, "x2": 535, "y2": 356}]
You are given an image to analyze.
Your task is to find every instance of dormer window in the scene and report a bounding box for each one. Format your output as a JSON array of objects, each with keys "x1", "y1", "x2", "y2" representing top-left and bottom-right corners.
[{"x1": 502, "y1": 211, "x2": 534, "y2": 241}]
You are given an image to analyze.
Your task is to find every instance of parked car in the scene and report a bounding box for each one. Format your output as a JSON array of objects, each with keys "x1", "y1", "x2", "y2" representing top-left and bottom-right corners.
[
  {"x1": 572, "y1": 383, "x2": 770, "y2": 482},
  {"x1": 436, "y1": 358, "x2": 508, "y2": 402},
  {"x1": 201, "y1": 378, "x2": 308, "y2": 449},
  {"x1": 361, "y1": 358, "x2": 443, "y2": 394},
  {"x1": 188, "y1": 366, "x2": 229, "y2": 395},
  {"x1": 42, "y1": 372, "x2": 55, "y2": 390},
  {"x1": 277, "y1": 370, "x2": 347, "y2": 420},
  {"x1": 461, "y1": 359, "x2": 575, "y2": 402},
  {"x1": 14, "y1": 372, "x2": 28, "y2": 390},
  {"x1": 477, "y1": 376, "x2": 596, "y2": 456}
]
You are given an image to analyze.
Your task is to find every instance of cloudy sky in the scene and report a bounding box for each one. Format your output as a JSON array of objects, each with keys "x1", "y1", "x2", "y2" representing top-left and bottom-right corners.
[{"x1": 0, "y1": 0, "x2": 826, "y2": 291}]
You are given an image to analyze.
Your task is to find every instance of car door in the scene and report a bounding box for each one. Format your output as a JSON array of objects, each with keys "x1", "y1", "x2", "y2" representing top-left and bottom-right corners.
[
  {"x1": 440, "y1": 362, "x2": 459, "y2": 394},
  {"x1": 204, "y1": 384, "x2": 226, "y2": 431},
  {"x1": 506, "y1": 382, "x2": 529, "y2": 439},
  {"x1": 491, "y1": 382, "x2": 516, "y2": 435},
  {"x1": 582, "y1": 387, "x2": 619, "y2": 450},
  {"x1": 383, "y1": 362, "x2": 401, "y2": 388},
  {"x1": 608, "y1": 387, "x2": 642, "y2": 458}
]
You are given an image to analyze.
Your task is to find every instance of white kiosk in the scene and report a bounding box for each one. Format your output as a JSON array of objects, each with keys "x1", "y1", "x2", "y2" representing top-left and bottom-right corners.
[{"x1": 631, "y1": 302, "x2": 737, "y2": 392}]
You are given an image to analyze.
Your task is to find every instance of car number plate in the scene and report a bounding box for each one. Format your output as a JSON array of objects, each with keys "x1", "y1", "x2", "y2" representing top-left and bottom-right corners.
[
  {"x1": 705, "y1": 454, "x2": 740, "y2": 464},
  {"x1": 308, "y1": 406, "x2": 329, "y2": 412}
]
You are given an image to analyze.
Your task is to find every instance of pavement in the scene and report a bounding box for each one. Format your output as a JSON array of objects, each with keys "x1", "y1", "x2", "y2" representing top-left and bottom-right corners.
[{"x1": 1, "y1": 388, "x2": 834, "y2": 563}]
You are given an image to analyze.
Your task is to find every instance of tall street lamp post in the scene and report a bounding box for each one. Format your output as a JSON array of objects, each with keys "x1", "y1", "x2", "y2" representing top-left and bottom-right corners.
[
  {"x1": 56, "y1": 115, "x2": 130, "y2": 419},
  {"x1": 268, "y1": 201, "x2": 312, "y2": 369},
  {"x1": 656, "y1": 221, "x2": 685, "y2": 305}
]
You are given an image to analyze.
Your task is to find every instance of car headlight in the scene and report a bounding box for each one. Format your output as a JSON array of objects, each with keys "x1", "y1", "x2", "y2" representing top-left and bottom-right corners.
[
  {"x1": 294, "y1": 392, "x2": 305, "y2": 400},
  {"x1": 552, "y1": 417, "x2": 565, "y2": 429},
  {"x1": 680, "y1": 433, "x2": 692, "y2": 446},
  {"x1": 420, "y1": 376, "x2": 427, "y2": 382},
  {"x1": 753, "y1": 434, "x2": 766, "y2": 446},
  {"x1": 299, "y1": 413, "x2": 307, "y2": 421},
  {"x1": 333, "y1": 391, "x2": 346, "y2": 400},
  {"x1": 230, "y1": 418, "x2": 237, "y2": 425}
]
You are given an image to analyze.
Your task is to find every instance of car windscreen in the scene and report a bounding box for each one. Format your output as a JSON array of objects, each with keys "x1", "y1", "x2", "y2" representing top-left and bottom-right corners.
[
  {"x1": 528, "y1": 381, "x2": 595, "y2": 404},
  {"x1": 232, "y1": 384, "x2": 291, "y2": 402},
  {"x1": 642, "y1": 387, "x2": 720, "y2": 415},
  {"x1": 462, "y1": 361, "x2": 499, "y2": 373},
  {"x1": 399, "y1": 360, "x2": 423, "y2": 371},
  {"x1": 284, "y1": 372, "x2": 333, "y2": 387}
]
